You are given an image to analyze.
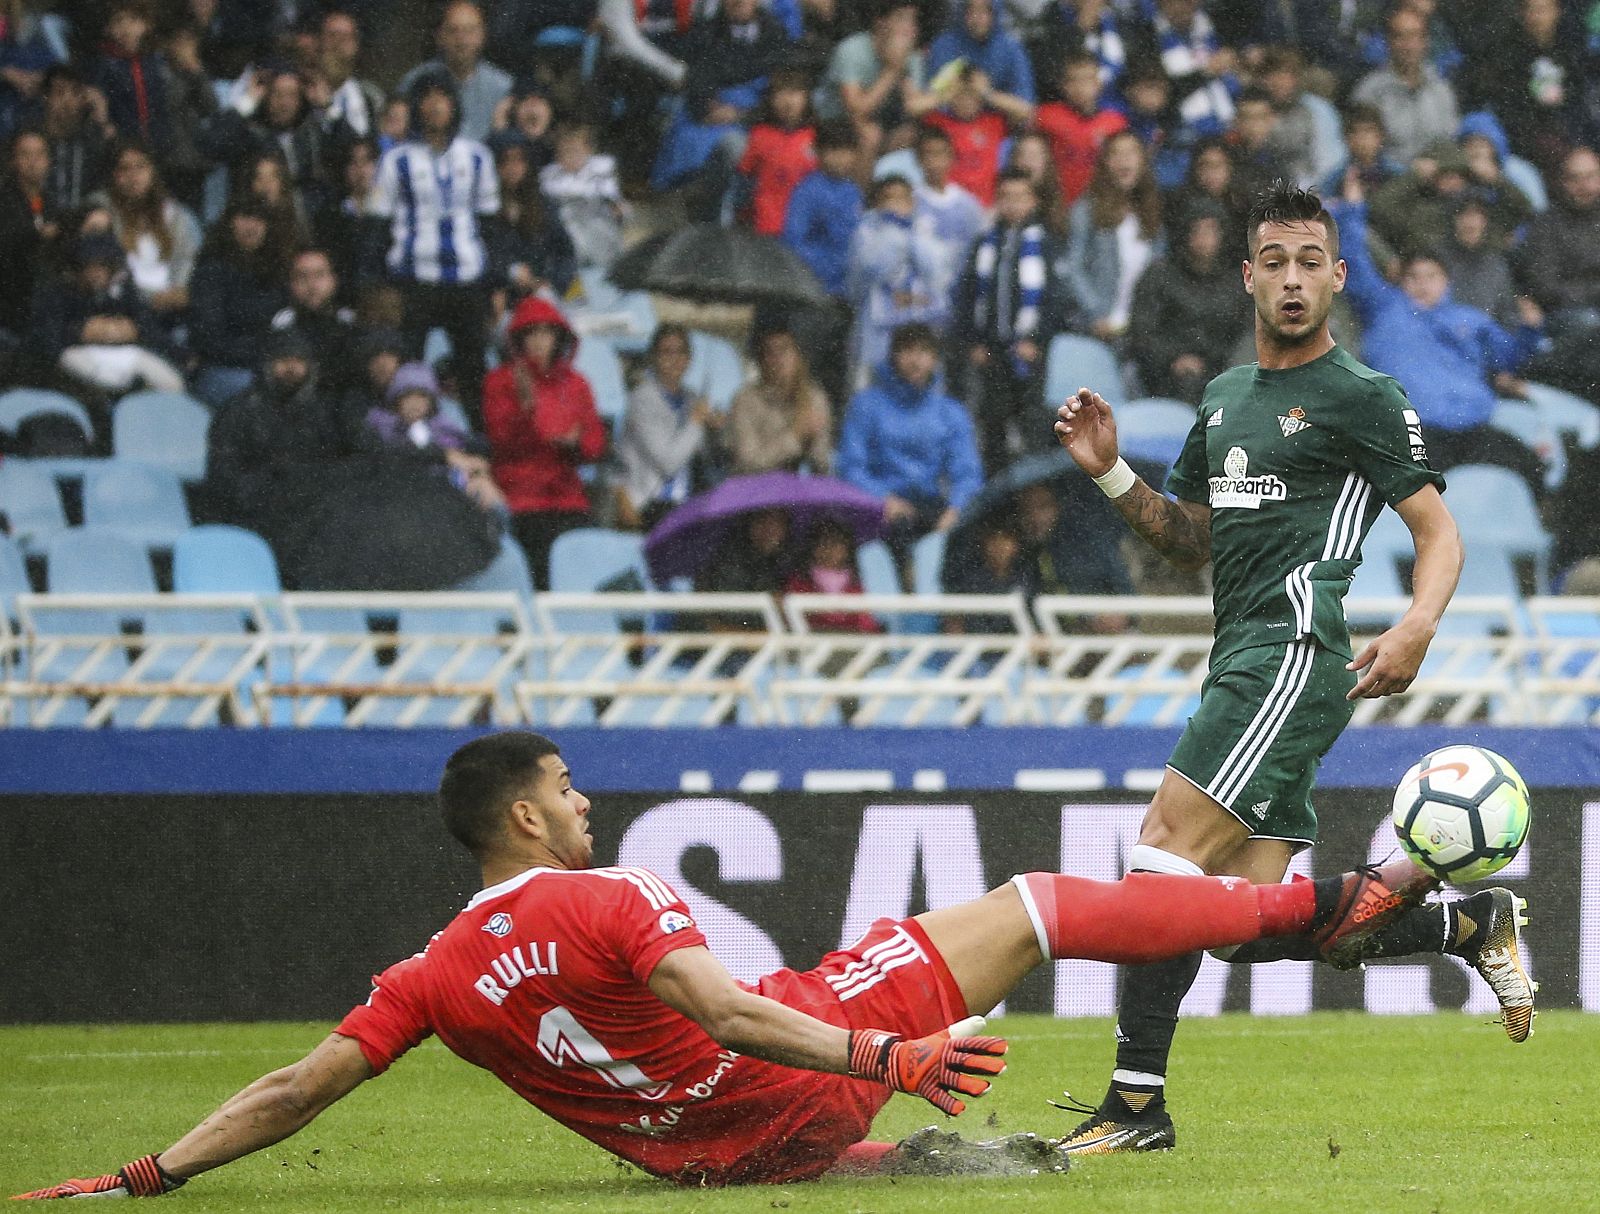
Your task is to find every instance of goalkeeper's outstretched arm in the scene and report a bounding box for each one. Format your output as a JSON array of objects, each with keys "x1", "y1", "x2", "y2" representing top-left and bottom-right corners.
[{"x1": 13, "y1": 1033, "x2": 372, "y2": 1199}]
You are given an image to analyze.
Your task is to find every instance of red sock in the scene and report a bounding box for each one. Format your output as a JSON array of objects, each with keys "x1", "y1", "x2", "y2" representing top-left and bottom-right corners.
[
  {"x1": 827, "y1": 1141, "x2": 897, "y2": 1175},
  {"x1": 1012, "y1": 872, "x2": 1317, "y2": 964}
]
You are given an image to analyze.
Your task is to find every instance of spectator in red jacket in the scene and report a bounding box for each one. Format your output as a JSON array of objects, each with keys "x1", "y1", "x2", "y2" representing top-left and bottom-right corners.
[
  {"x1": 783, "y1": 518, "x2": 883, "y2": 634},
  {"x1": 923, "y1": 65, "x2": 1011, "y2": 206},
  {"x1": 737, "y1": 70, "x2": 816, "y2": 236},
  {"x1": 1034, "y1": 51, "x2": 1126, "y2": 205},
  {"x1": 482, "y1": 296, "x2": 608, "y2": 589}
]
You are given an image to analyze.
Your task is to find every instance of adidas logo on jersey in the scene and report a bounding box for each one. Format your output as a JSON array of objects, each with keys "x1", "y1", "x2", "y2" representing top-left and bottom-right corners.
[
  {"x1": 1278, "y1": 414, "x2": 1310, "y2": 437},
  {"x1": 1209, "y1": 446, "x2": 1288, "y2": 510},
  {"x1": 1206, "y1": 409, "x2": 1224, "y2": 427},
  {"x1": 1250, "y1": 800, "x2": 1271, "y2": 820}
]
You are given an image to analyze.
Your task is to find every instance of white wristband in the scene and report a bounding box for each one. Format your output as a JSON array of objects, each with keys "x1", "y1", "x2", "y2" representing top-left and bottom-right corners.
[{"x1": 1092, "y1": 457, "x2": 1137, "y2": 499}]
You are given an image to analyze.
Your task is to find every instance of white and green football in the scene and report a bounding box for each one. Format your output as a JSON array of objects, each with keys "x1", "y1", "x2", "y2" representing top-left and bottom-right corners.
[{"x1": 1391, "y1": 744, "x2": 1531, "y2": 884}]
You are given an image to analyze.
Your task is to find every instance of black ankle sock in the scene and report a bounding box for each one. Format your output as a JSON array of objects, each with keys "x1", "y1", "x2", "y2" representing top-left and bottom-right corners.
[{"x1": 1111, "y1": 951, "x2": 1204, "y2": 1084}]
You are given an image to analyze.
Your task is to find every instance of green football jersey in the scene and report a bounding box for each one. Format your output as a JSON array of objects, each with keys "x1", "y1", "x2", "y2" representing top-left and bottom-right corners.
[{"x1": 1165, "y1": 345, "x2": 1445, "y2": 663}]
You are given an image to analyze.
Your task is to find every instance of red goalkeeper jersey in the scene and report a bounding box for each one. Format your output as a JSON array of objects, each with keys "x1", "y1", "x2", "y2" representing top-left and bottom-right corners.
[{"x1": 335, "y1": 865, "x2": 899, "y2": 1185}]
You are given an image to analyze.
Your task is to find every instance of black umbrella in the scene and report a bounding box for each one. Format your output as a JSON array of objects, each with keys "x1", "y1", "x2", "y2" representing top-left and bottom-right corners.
[
  {"x1": 609, "y1": 223, "x2": 833, "y2": 308},
  {"x1": 276, "y1": 461, "x2": 501, "y2": 591},
  {"x1": 942, "y1": 450, "x2": 1168, "y2": 589}
]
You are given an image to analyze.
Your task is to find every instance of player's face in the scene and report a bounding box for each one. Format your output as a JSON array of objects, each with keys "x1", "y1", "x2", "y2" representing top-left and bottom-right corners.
[
  {"x1": 530, "y1": 756, "x2": 593, "y2": 870},
  {"x1": 1243, "y1": 220, "x2": 1345, "y2": 346}
]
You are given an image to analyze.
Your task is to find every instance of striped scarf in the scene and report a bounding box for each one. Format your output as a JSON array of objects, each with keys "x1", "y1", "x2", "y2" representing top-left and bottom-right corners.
[{"x1": 973, "y1": 222, "x2": 1045, "y2": 345}]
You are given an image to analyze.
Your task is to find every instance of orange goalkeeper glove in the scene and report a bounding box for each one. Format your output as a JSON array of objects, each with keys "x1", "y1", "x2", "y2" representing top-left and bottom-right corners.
[
  {"x1": 12, "y1": 1155, "x2": 185, "y2": 1200},
  {"x1": 848, "y1": 1016, "x2": 1008, "y2": 1115}
]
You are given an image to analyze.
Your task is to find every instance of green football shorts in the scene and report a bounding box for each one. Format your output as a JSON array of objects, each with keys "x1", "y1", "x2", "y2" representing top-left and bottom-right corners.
[{"x1": 1166, "y1": 639, "x2": 1357, "y2": 846}]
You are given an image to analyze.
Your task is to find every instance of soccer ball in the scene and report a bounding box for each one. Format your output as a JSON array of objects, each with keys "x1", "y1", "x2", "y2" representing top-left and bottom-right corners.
[{"x1": 1391, "y1": 745, "x2": 1531, "y2": 884}]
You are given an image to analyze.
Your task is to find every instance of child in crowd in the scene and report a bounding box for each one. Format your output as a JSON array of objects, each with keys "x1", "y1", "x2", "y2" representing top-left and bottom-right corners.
[
  {"x1": 922, "y1": 65, "x2": 1007, "y2": 206},
  {"x1": 784, "y1": 518, "x2": 882, "y2": 633},
  {"x1": 847, "y1": 173, "x2": 946, "y2": 386},
  {"x1": 782, "y1": 119, "x2": 863, "y2": 301},
  {"x1": 88, "y1": 1, "x2": 172, "y2": 154},
  {"x1": 369, "y1": 362, "x2": 507, "y2": 515},
  {"x1": 540, "y1": 122, "x2": 627, "y2": 269},
  {"x1": 911, "y1": 124, "x2": 984, "y2": 295},
  {"x1": 492, "y1": 81, "x2": 556, "y2": 176},
  {"x1": 737, "y1": 69, "x2": 817, "y2": 236},
  {"x1": 1034, "y1": 52, "x2": 1127, "y2": 205}
]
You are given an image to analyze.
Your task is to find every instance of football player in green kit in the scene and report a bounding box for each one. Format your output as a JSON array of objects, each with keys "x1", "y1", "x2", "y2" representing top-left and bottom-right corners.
[{"x1": 1051, "y1": 182, "x2": 1537, "y2": 1155}]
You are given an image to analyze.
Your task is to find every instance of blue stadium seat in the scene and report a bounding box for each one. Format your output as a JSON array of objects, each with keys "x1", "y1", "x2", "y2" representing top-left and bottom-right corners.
[
  {"x1": 549, "y1": 528, "x2": 648, "y2": 592},
  {"x1": 172, "y1": 525, "x2": 281, "y2": 593},
  {"x1": 1523, "y1": 381, "x2": 1600, "y2": 450},
  {"x1": 0, "y1": 388, "x2": 94, "y2": 444},
  {"x1": 686, "y1": 331, "x2": 746, "y2": 412},
  {"x1": 45, "y1": 529, "x2": 156, "y2": 593},
  {"x1": 0, "y1": 461, "x2": 69, "y2": 556},
  {"x1": 1441, "y1": 464, "x2": 1551, "y2": 588},
  {"x1": 453, "y1": 533, "x2": 535, "y2": 595},
  {"x1": 912, "y1": 530, "x2": 946, "y2": 597},
  {"x1": 1045, "y1": 334, "x2": 1125, "y2": 408},
  {"x1": 1115, "y1": 398, "x2": 1196, "y2": 470},
  {"x1": 856, "y1": 539, "x2": 900, "y2": 596},
  {"x1": 81, "y1": 461, "x2": 192, "y2": 550},
  {"x1": 113, "y1": 391, "x2": 211, "y2": 483},
  {"x1": 1490, "y1": 399, "x2": 1564, "y2": 491},
  {"x1": 572, "y1": 335, "x2": 628, "y2": 424}
]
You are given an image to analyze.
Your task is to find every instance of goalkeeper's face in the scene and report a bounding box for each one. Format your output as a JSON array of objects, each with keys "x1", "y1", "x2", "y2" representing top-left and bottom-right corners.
[{"x1": 1244, "y1": 219, "x2": 1344, "y2": 347}]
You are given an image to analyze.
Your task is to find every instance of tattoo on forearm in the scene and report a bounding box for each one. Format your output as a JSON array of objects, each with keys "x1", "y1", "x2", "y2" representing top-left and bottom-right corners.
[{"x1": 1111, "y1": 480, "x2": 1212, "y2": 570}]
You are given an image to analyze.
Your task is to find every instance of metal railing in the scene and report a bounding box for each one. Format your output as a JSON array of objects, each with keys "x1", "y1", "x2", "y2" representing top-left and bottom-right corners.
[{"x1": 0, "y1": 591, "x2": 1586, "y2": 728}]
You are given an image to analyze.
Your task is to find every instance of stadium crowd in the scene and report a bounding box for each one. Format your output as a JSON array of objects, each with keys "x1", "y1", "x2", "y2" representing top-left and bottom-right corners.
[{"x1": 3, "y1": 0, "x2": 1600, "y2": 599}]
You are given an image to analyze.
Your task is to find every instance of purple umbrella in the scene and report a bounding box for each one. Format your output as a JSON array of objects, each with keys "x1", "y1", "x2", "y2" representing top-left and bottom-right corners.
[{"x1": 645, "y1": 472, "x2": 887, "y2": 584}]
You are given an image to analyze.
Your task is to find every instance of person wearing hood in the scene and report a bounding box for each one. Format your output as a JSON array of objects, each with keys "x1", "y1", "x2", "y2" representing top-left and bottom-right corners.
[
  {"x1": 366, "y1": 360, "x2": 507, "y2": 517},
  {"x1": 29, "y1": 226, "x2": 183, "y2": 396},
  {"x1": 395, "y1": 0, "x2": 510, "y2": 145},
  {"x1": 926, "y1": 0, "x2": 1035, "y2": 119},
  {"x1": 846, "y1": 174, "x2": 948, "y2": 390},
  {"x1": 1329, "y1": 175, "x2": 1547, "y2": 496},
  {"x1": 204, "y1": 327, "x2": 371, "y2": 537},
  {"x1": 369, "y1": 67, "x2": 499, "y2": 420},
  {"x1": 86, "y1": 1, "x2": 173, "y2": 161},
  {"x1": 1127, "y1": 198, "x2": 1251, "y2": 404},
  {"x1": 836, "y1": 321, "x2": 983, "y2": 581},
  {"x1": 482, "y1": 297, "x2": 607, "y2": 590},
  {"x1": 1369, "y1": 137, "x2": 1532, "y2": 267},
  {"x1": 1439, "y1": 193, "x2": 1519, "y2": 329}
]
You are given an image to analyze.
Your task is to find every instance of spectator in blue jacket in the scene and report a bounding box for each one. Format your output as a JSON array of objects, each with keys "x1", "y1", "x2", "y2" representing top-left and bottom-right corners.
[
  {"x1": 926, "y1": 0, "x2": 1035, "y2": 117},
  {"x1": 1331, "y1": 181, "x2": 1547, "y2": 495},
  {"x1": 782, "y1": 120, "x2": 863, "y2": 300},
  {"x1": 836, "y1": 321, "x2": 983, "y2": 581}
]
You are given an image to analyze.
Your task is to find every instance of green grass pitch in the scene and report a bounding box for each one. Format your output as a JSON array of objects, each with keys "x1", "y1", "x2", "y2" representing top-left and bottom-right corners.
[{"x1": 3, "y1": 1012, "x2": 1586, "y2": 1212}]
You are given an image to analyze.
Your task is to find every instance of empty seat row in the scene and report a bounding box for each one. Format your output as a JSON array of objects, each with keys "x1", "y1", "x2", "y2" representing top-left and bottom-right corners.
[
  {"x1": 0, "y1": 389, "x2": 210, "y2": 479},
  {"x1": 0, "y1": 459, "x2": 191, "y2": 555}
]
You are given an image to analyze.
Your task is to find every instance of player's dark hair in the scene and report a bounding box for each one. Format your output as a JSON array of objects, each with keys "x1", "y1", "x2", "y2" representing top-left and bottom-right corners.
[
  {"x1": 1246, "y1": 180, "x2": 1340, "y2": 259},
  {"x1": 439, "y1": 731, "x2": 561, "y2": 854}
]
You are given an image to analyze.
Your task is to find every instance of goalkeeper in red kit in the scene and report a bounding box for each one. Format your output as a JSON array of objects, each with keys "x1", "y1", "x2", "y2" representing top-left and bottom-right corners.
[{"x1": 17, "y1": 732, "x2": 1439, "y2": 1197}]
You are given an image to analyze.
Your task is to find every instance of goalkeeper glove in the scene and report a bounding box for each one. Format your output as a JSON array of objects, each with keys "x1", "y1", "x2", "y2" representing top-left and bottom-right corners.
[
  {"x1": 848, "y1": 1016, "x2": 1008, "y2": 1115},
  {"x1": 12, "y1": 1155, "x2": 185, "y2": 1200}
]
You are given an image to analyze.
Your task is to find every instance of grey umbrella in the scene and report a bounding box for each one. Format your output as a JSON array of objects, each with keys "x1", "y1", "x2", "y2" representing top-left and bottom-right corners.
[{"x1": 609, "y1": 223, "x2": 833, "y2": 308}]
